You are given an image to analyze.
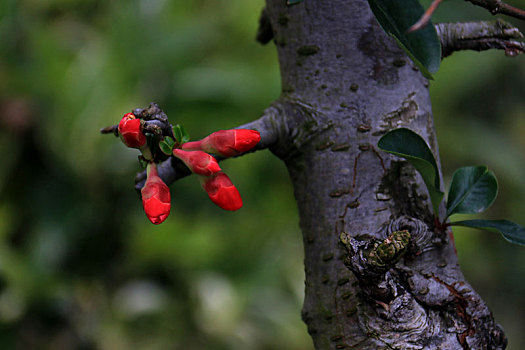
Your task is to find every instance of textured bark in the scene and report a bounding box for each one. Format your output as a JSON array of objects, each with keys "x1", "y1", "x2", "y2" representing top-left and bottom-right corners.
[
  {"x1": 260, "y1": 1, "x2": 507, "y2": 349},
  {"x1": 436, "y1": 20, "x2": 524, "y2": 57}
]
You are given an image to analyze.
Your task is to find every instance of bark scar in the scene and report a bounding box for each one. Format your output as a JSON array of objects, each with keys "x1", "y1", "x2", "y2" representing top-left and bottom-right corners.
[
  {"x1": 352, "y1": 143, "x2": 386, "y2": 193},
  {"x1": 431, "y1": 276, "x2": 474, "y2": 349}
]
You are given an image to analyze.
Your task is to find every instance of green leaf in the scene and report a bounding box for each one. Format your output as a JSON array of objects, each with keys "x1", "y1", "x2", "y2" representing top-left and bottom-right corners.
[
  {"x1": 367, "y1": 0, "x2": 441, "y2": 78},
  {"x1": 378, "y1": 128, "x2": 443, "y2": 215},
  {"x1": 180, "y1": 125, "x2": 190, "y2": 144},
  {"x1": 287, "y1": 0, "x2": 303, "y2": 5},
  {"x1": 450, "y1": 219, "x2": 525, "y2": 246},
  {"x1": 172, "y1": 125, "x2": 190, "y2": 144},
  {"x1": 159, "y1": 136, "x2": 176, "y2": 156},
  {"x1": 172, "y1": 125, "x2": 183, "y2": 144},
  {"x1": 446, "y1": 166, "x2": 498, "y2": 218}
]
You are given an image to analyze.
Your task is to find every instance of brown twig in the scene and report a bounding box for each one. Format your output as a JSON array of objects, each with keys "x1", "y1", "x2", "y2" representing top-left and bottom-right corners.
[
  {"x1": 100, "y1": 125, "x2": 118, "y2": 136},
  {"x1": 408, "y1": 0, "x2": 444, "y2": 33},
  {"x1": 465, "y1": 0, "x2": 525, "y2": 21}
]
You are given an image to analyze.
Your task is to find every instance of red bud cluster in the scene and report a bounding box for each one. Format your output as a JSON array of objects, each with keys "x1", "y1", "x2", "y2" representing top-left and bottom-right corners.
[
  {"x1": 177, "y1": 128, "x2": 260, "y2": 211},
  {"x1": 113, "y1": 107, "x2": 260, "y2": 223}
]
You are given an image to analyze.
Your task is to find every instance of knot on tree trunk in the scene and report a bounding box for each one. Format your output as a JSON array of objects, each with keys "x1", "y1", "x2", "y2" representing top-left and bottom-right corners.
[
  {"x1": 359, "y1": 292, "x2": 443, "y2": 349},
  {"x1": 339, "y1": 217, "x2": 507, "y2": 349},
  {"x1": 339, "y1": 228, "x2": 445, "y2": 348},
  {"x1": 271, "y1": 99, "x2": 333, "y2": 161},
  {"x1": 340, "y1": 230, "x2": 411, "y2": 303},
  {"x1": 387, "y1": 216, "x2": 443, "y2": 254}
]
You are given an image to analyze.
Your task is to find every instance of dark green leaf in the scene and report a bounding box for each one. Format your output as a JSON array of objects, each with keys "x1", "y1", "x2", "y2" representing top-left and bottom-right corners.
[
  {"x1": 159, "y1": 136, "x2": 176, "y2": 156},
  {"x1": 173, "y1": 125, "x2": 190, "y2": 144},
  {"x1": 446, "y1": 166, "x2": 498, "y2": 218},
  {"x1": 165, "y1": 136, "x2": 176, "y2": 148},
  {"x1": 287, "y1": 0, "x2": 303, "y2": 5},
  {"x1": 172, "y1": 125, "x2": 183, "y2": 144},
  {"x1": 451, "y1": 219, "x2": 525, "y2": 246},
  {"x1": 378, "y1": 128, "x2": 443, "y2": 214},
  {"x1": 180, "y1": 125, "x2": 190, "y2": 144},
  {"x1": 367, "y1": 0, "x2": 441, "y2": 78}
]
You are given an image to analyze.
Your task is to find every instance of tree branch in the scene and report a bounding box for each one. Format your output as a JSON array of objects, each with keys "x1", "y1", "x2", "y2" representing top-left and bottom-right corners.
[
  {"x1": 436, "y1": 19, "x2": 525, "y2": 57},
  {"x1": 134, "y1": 104, "x2": 284, "y2": 191},
  {"x1": 465, "y1": 0, "x2": 525, "y2": 21}
]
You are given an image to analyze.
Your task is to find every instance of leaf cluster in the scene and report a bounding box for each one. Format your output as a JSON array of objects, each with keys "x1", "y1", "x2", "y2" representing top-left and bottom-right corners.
[
  {"x1": 378, "y1": 128, "x2": 525, "y2": 245},
  {"x1": 158, "y1": 125, "x2": 190, "y2": 156}
]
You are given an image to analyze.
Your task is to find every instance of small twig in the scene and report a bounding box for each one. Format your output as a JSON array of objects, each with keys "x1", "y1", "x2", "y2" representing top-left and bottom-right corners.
[
  {"x1": 408, "y1": 0, "x2": 444, "y2": 33},
  {"x1": 100, "y1": 125, "x2": 118, "y2": 136},
  {"x1": 436, "y1": 19, "x2": 525, "y2": 57},
  {"x1": 465, "y1": 0, "x2": 525, "y2": 21}
]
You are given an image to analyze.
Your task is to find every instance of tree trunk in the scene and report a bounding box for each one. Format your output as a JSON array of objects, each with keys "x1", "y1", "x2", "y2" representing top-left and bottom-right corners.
[{"x1": 262, "y1": 0, "x2": 507, "y2": 349}]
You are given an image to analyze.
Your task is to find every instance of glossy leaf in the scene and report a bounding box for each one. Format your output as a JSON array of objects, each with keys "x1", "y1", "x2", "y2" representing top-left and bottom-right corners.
[
  {"x1": 287, "y1": 0, "x2": 303, "y2": 5},
  {"x1": 367, "y1": 0, "x2": 441, "y2": 78},
  {"x1": 159, "y1": 136, "x2": 176, "y2": 156},
  {"x1": 180, "y1": 125, "x2": 190, "y2": 144},
  {"x1": 446, "y1": 166, "x2": 498, "y2": 218},
  {"x1": 378, "y1": 128, "x2": 443, "y2": 214},
  {"x1": 172, "y1": 125, "x2": 183, "y2": 144},
  {"x1": 451, "y1": 219, "x2": 525, "y2": 246}
]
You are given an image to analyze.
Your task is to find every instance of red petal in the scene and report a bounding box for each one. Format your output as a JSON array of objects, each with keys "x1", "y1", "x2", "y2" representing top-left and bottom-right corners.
[
  {"x1": 143, "y1": 196, "x2": 171, "y2": 224},
  {"x1": 209, "y1": 186, "x2": 243, "y2": 211},
  {"x1": 173, "y1": 149, "x2": 221, "y2": 176},
  {"x1": 142, "y1": 180, "x2": 170, "y2": 203},
  {"x1": 182, "y1": 129, "x2": 260, "y2": 157},
  {"x1": 234, "y1": 129, "x2": 261, "y2": 154},
  {"x1": 206, "y1": 130, "x2": 236, "y2": 156},
  {"x1": 141, "y1": 164, "x2": 171, "y2": 224},
  {"x1": 118, "y1": 113, "x2": 146, "y2": 148},
  {"x1": 202, "y1": 172, "x2": 242, "y2": 211},
  {"x1": 181, "y1": 140, "x2": 203, "y2": 151}
]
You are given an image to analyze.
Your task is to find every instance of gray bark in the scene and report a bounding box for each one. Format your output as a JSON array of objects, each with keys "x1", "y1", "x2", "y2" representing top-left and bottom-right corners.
[
  {"x1": 260, "y1": 1, "x2": 506, "y2": 349},
  {"x1": 436, "y1": 20, "x2": 524, "y2": 57}
]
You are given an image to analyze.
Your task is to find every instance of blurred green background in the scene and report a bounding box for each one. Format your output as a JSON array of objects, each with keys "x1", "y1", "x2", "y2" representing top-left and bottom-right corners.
[{"x1": 0, "y1": 0, "x2": 523, "y2": 349}]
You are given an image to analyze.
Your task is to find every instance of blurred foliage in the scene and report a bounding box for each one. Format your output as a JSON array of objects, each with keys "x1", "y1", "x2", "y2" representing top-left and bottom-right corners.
[{"x1": 0, "y1": 0, "x2": 523, "y2": 349}]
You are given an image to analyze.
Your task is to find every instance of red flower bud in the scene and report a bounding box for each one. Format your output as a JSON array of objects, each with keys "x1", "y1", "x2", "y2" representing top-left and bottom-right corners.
[
  {"x1": 141, "y1": 163, "x2": 171, "y2": 224},
  {"x1": 118, "y1": 113, "x2": 146, "y2": 148},
  {"x1": 201, "y1": 172, "x2": 242, "y2": 211},
  {"x1": 182, "y1": 129, "x2": 260, "y2": 157},
  {"x1": 172, "y1": 149, "x2": 221, "y2": 176}
]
